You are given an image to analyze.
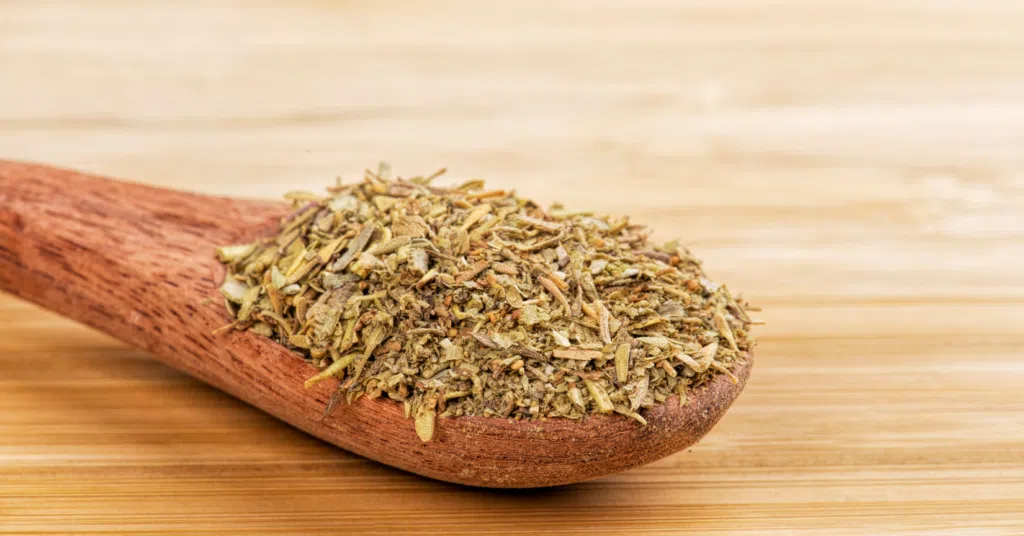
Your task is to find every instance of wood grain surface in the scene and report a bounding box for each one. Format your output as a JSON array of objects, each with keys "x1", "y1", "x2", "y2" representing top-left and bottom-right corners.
[{"x1": 1, "y1": 0, "x2": 1022, "y2": 534}]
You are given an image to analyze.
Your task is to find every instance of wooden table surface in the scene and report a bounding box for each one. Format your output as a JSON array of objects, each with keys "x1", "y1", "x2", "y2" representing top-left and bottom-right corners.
[{"x1": 2, "y1": 1, "x2": 1023, "y2": 534}]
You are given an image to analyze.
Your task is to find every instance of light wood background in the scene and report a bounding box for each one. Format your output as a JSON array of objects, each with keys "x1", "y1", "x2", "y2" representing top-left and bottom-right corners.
[{"x1": 2, "y1": 1, "x2": 1023, "y2": 534}]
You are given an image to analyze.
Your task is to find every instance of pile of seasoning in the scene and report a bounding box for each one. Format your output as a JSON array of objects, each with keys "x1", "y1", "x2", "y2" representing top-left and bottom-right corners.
[{"x1": 217, "y1": 165, "x2": 756, "y2": 441}]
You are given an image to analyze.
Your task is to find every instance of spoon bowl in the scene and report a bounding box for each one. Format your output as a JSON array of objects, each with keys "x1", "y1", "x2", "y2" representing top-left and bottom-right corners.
[{"x1": 0, "y1": 161, "x2": 752, "y2": 487}]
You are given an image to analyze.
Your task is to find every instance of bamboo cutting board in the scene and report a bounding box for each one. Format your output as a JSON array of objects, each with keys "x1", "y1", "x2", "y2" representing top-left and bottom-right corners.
[{"x1": 1, "y1": 1, "x2": 1022, "y2": 534}]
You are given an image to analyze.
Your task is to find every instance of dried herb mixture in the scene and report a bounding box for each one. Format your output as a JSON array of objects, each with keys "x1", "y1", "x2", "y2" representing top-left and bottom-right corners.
[{"x1": 216, "y1": 165, "x2": 756, "y2": 441}]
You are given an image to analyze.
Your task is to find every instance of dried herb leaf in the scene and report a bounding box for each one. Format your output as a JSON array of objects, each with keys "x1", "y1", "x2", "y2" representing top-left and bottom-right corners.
[
  {"x1": 584, "y1": 379, "x2": 614, "y2": 413},
  {"x1": 415, "y1": 409, "x2": 436, "y2": 442}
]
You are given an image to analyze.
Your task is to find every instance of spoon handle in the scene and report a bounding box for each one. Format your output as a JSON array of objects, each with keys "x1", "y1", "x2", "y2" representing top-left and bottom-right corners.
[{"x1": 0, "y1": 160, "x2": 284, "y2": 354}]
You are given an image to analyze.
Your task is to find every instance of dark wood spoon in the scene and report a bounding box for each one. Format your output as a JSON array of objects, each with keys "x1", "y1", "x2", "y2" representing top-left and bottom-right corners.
[{"x1": 0, "y1": 161, "x2": 752, "y2": 488}]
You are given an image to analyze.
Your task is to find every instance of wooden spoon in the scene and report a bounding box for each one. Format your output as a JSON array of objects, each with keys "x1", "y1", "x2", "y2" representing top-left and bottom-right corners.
[{"x1": 0, "y1": 161, "x2": 752, "y2": 488}]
